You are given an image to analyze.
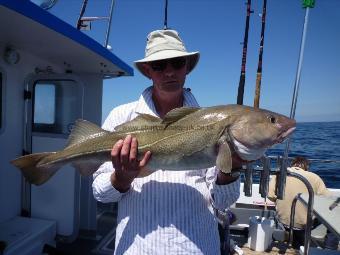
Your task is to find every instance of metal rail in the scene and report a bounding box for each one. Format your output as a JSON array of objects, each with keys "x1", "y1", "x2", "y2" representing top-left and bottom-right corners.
[
  {"x1": 288, "y1": 172, "x2": 314, "y2": 255},
  {"x1": 267, "y1": 155, "x2": 340, "y2": 164},
  {"x1": 240, "y1": 154, "x2": 339, "y2": 199},
  {"x1": 104, "y1": 0, "x2": 115, "y2": 47},
  {"x1": 76, "y1": 0, "x2": 115, "y2": 47},
  {"x1": 240, "y1": 158, "x2": 317, "y2": 254},
  {"x1": 241, "y1": 158, "x2": 330, "y2": 254}
]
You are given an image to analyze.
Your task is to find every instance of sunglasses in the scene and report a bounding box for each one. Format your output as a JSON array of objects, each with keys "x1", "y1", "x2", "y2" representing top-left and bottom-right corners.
[{"x1": 149, "y1": 57, "x2": 186, "y2": 72}]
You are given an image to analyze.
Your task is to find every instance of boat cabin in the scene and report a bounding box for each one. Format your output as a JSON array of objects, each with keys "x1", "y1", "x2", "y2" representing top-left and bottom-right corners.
[{"x1": 0, "y1": 1, "x2": 132, "y2": 254}]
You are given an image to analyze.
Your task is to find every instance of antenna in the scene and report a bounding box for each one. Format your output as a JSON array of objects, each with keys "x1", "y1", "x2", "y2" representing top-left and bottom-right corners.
[{"x1": 284, "y1": 0, "x2": 315, "y2": 158}]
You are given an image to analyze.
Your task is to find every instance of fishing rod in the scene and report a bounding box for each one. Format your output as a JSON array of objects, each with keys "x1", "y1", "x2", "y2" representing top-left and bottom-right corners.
[
  {"x1": 253, "y1": 0, "x2": 267, "y2": 108},
  {"x1": 164, "y1": 0, "x2": 169, "y2": 29},
  {"x1": 237, "y1": 0, "x2": 253, "y2": 105}
]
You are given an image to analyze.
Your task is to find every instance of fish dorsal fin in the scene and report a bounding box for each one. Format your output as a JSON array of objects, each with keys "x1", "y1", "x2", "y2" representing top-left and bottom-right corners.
[
  {"x1": 115, "y1": 114, "x2": 162, "y2": 132},
  {"x1": 162, "y1": 107, "x2": 200, "y2": 126},
  {"x1": 66, "y1": 119, "x2": 109, "y2": 148}
]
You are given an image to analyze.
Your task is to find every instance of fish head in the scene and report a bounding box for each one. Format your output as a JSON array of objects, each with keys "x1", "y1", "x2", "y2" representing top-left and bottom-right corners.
[{"x1": 229, "y1": 106, "x2": 296, "y2": 151}]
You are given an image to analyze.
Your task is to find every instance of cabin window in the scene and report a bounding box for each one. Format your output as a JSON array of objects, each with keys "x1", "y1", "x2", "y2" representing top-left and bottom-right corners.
[
  {"x1": 32, "y1": 80, "x2": 81, "y2": 134},
  {"x1": 34, "y1": 83, "x2": 56, "y2": 125}
]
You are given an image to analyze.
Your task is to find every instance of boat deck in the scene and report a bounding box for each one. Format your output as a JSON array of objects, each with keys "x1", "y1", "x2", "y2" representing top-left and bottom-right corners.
[
  {"x1": 235, "y1": 241, "x2": 299, "y2": 255},
  {"x1": 56, "y1": 203, "x2": 118, "y2": 255},
  {"x1": 229, "y1": 225, "x2": 300, "y2": 255},
  {"x1": 55, "y1": 204, "x2": 339, "y2": 255}
]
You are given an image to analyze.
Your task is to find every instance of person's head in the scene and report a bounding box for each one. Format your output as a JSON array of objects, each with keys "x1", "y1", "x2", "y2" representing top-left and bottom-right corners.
[
  {"x1": 134, "y1": 29, "x2": 200, "y2": 94},
  {"x1": 291, "y1": 156, "x2": 310, "y2": 171}
]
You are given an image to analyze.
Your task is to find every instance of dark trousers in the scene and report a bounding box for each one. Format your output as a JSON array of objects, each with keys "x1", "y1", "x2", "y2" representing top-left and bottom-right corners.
[
  {"x1": 284, "y1": 219, "x2": 321, "y2": 249},
  {"x1": 286, "y1": 227, "x2": 305, "y2": 249},
  {"x1": 324, "y1": 231, "x2": 339, "y2": 250}
]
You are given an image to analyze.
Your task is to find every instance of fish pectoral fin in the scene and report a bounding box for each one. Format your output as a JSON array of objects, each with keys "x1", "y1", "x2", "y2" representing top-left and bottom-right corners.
[
  {"x1": 72, "y1": 159, "x2": 103, "y2": 176},
  {"x1": 216, "y1": 142, "x2": 233, "y2": 174},
  {"x1": 162, "y1": 107, "x2": 200, "y2": 127}
]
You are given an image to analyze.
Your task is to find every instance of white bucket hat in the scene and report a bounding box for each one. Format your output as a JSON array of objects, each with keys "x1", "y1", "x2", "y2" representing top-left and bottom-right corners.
[{"x1": 134, "y1": 29, "x2": 200, "y2": 78}]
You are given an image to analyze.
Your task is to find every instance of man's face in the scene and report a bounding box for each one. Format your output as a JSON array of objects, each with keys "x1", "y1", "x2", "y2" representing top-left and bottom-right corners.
[{"x1": 143, "y1": 57, "x2": 188, "y2": 93}]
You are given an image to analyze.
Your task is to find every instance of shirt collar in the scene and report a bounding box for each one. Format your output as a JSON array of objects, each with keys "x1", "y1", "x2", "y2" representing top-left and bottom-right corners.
[
  {"x1": 288, "y1": 166, "x2": 305, "y2": 172},
  {"x1": 135, "y1": 86, "x2": 199, "y2": 117}
]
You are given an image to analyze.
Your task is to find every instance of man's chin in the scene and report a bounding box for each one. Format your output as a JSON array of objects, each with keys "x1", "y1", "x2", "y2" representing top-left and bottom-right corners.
[{"x1": 159, "y1": 83, "x2": 183, "y2": 92}]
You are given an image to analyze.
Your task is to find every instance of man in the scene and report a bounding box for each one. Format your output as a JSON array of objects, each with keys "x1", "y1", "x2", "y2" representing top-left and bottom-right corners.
[
  {"x1": 92, "y1": 29, "x2": 241, "y2": 255},
  {"x1": 268, "y1": 156, "x2": 331, "y2": 249}
]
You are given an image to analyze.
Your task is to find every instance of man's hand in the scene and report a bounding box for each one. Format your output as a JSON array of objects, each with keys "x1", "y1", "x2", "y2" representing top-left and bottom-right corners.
[{"x1": 110, "y1": 135, "x2": 151, "y2": 192}]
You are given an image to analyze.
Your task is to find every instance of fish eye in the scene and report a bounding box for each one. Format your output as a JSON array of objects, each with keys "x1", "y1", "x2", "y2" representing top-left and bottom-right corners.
[{"x1": 267, "y1": 115, "x2": 276, "y2": 124}]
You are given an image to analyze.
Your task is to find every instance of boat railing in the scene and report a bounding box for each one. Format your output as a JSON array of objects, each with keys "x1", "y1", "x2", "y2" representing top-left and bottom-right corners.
[
  {"x1": 289, "y1": 174, "x2": 315, "y2": 255},
  {"x1": 238, "y1": 155, "x2": 340, "y2": 254},
  {"x1": 239, "y1": 155, "x2": 339, "y2": 198}
]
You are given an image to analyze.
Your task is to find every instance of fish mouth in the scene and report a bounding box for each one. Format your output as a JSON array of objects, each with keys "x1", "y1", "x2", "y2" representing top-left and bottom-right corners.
[{"x1": 276, "y1": 127, "x2": 296, "y2": 143}]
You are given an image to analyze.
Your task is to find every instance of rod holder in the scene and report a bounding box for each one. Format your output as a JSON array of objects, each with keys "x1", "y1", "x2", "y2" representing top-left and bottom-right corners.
[
  {"x1": 259, "y1": 157, "x2": 270, "y2": 198},
  {"x1": 243, "y1": 163, "x2": 253, "y2": 197},
  {"x1": 276, "y1": 156, "x2": 288, "y2": 199}
]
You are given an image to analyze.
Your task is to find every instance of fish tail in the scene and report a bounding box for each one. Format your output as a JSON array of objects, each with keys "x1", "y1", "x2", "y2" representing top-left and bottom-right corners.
[{"x1": 11, "y1": 152, "x2": 61, "y2": 185}]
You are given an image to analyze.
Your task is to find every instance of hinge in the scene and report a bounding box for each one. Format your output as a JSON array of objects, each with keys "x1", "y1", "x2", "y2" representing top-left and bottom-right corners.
[{"x1": 24, "y1": 90, "x2": 32, "y2": 100}]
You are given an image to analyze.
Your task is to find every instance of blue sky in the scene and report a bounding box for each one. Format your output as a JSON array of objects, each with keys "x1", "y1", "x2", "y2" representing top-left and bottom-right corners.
[{"x1": 49, "y1": 0, "x2": 340, "y2": 123}]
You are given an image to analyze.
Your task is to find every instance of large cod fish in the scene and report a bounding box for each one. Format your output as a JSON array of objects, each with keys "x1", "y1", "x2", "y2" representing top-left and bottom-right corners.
[{"x1": 11, "y1": 104, "x2": 296, "y2": 185}]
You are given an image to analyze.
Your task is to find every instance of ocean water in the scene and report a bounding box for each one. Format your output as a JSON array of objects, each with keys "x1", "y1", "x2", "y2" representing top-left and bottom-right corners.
[{"x1": 267, "y1": 121, "x2": 340, "y2": 189}]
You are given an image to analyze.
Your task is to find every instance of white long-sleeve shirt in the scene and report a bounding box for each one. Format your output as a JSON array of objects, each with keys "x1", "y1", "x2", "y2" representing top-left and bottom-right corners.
[{"x1": 92, "y1": 86, "x2": 240, "y2": 255}]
